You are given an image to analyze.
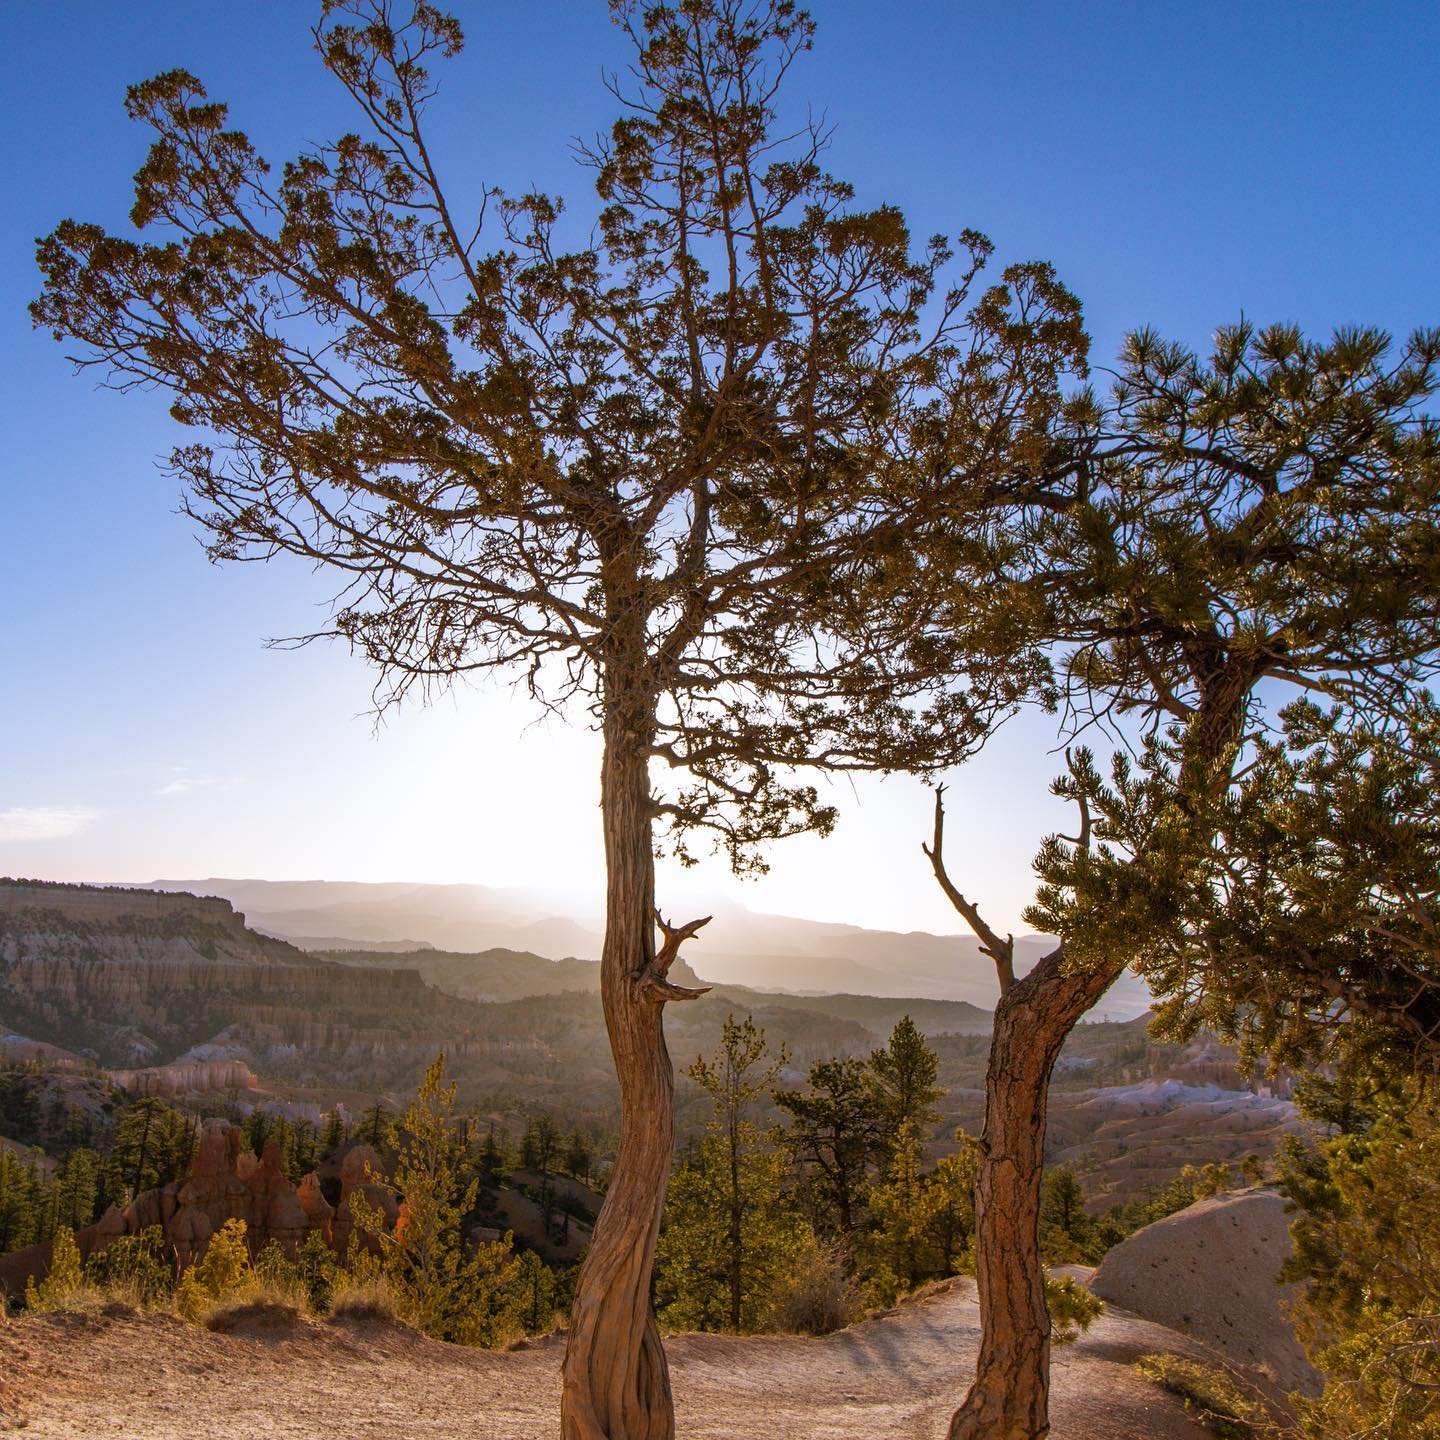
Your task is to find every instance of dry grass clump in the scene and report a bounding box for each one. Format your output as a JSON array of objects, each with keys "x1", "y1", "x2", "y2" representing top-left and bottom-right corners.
[
  {"x1": 327, "y1": 1272, "x2": 406, "y2": 1327},
  {"x1": 203, "y1": 1290, "x2": 309, "y2": 1336},
  {"x1": 765, "y1": 1238, "x2": 860, "y2": 1336}
]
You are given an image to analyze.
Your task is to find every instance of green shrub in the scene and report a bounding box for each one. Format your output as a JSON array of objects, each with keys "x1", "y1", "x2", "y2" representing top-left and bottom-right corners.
[
  {"x1": 764, "y1": 1235, "x2": 859, "y2": 1336},
  {"x1": 85, "y1": 1226, "x2": 171, "y2": 1308},
  {"x1": 1135, "y1": 1353, "x2": 1267, "y2": 1438},
  {"x1": 174, "y1": 1218, "x2": 256, "y2": 1322},
  {"x1": 296, "y1": 1231, "x2": 341, "y2": 1313},
  {"x1": 1044, "y1": 1274, "x2": 1103, "y2": 1346},
  {"x1": 24, "y1": 1226, "x2": 90, "y2": 1313}
]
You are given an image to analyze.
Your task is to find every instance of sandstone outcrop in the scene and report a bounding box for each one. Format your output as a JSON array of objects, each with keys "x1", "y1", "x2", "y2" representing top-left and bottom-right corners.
[
  {"x1": 110, "y1": 1060, "x2": 260, "y2": 1097},
  {"x1": 1089, "y1": 1186, "x2": 1320, "y2": 1395},
  {"x1": 331, "y1": 1143, "x2": 398, "y2": 1257}
]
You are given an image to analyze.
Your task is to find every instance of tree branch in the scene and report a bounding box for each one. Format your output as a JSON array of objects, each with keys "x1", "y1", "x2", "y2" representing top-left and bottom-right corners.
[{"x1": 920, "y1": 784, "x2": 1016, "y2": 993}]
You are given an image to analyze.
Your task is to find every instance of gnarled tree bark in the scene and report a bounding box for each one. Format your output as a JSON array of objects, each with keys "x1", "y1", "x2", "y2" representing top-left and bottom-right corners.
[
  {"x1": 946, "y1": 948, "x2": 1120, "y2": 1440},
  {"x1": 930, "y1": 675, "x2": 1252, "y2": 1440},
  {"x1": 561, "y1": 659, "x2": 708, "y2": 1440}
]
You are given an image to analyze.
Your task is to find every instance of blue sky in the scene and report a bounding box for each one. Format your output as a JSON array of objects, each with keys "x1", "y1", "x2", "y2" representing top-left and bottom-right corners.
[{"x1": 2, "y1": 1, "x2": 1437, "y2": 934}]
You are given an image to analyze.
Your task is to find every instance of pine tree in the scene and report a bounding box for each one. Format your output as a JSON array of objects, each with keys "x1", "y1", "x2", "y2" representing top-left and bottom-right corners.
[
  {"x1": 926, "y1": 1131, "x2": 981, "y2": 1274},
  {"x1": 241, "y1": 1108, "x2": 274, "y2": 1158},
  {"x1": 517, "y1": 1249, "x2": 558, "y2": 1335},
  {"x1": 0, "y1": 1148, "x2": 45, "y2": 1254},
  {"x1": 1038, "y1": 1166, "x2": 1090, "y2": 1263},
  {"x1": 320, "y1": 1109, "x2": 346, "y2": 1157},
  {"x1": 657, "y1": 1016, "x2": 800, "y2": 1333},
  {"x1": 899, "y1": 322, "x2": 1440, "y2": 1438},
  {"x1": 869, "y1": 1016, "x2": 944, "y2": 1151},
  {"x1": 24, "y1": 1225, "x2": 86, "y2": 1312},
  {"x1": 865, "y1": 1118, "x2": 945, "y2": 1301},
  {"x1": 354, "y1": 1055, "x2": 524, "y2": 1347},
  {"x1": 477, "y1": 1125, "x2": 509, "y2": 1189},
  {"x1": 564, "y1": 1130, "x2": 593, "y2": 1185},
  {"x1": 1280, "y1": 1090, "x2": 1440, "y2": 1439},
  {"x1": 358, "y1": 1101, "x2": 390, "y2": 1149},
  {"x1": 775, "y1": 1057, "x2": 885, "y2": 1241},
  {"x1": 46, "y1": 1148, "x2": 100, "y2": 1234}
]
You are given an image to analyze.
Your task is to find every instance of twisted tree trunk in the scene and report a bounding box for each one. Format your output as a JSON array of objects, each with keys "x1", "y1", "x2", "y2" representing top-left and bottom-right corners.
[
  {"x1": 560, "y1": 692, "x2": 675, "y2": 1440},
  {"x1": 560, "y1": 629, "x2": 714, "y2": 1440},
  {"x1": 947, "y1": 951, "x2": 1120, "y2": 1440},
  {"x1": 940, "y1": 673, "x2": 1251, "y2": 1440}
]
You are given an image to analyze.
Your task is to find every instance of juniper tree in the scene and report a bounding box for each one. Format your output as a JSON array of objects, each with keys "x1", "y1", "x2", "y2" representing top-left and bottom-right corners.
[
  {"x1": 910, "y1": 323, "x2": 1440, "y2": 1440},
  {"x1": 32, "y1": 3, "x2": 1085, "y2": 1434}
]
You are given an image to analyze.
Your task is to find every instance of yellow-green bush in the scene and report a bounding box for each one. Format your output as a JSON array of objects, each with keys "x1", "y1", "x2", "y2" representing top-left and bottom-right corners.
[
  {"x1": 1135, "y1": 1353, "x2": 1267, "y2": 1438},
  {"x1": 23, "y1": 1226, "x2": 90, "y2": 1313}
]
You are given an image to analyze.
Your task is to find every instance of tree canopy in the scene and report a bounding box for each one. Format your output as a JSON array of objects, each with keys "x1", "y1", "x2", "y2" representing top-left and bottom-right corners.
[{"x1": 32, "y1": 0, "x2": 1085, "y2": 869}]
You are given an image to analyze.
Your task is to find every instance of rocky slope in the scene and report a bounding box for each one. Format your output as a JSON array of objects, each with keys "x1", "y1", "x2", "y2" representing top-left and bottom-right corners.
[
  {"x1": 0, "y1": 882, "x2": 503, "y2": 1083},
  {"x1": 2, "y1": 883, "x2": 1300, "y2": 1190},
  {"x1": 0, "y1": 883, "x2": 982, "y2": 1125}
]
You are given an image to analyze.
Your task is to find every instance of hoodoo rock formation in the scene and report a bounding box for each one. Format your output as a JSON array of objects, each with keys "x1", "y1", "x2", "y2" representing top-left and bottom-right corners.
[{"x1": 0, "y1": 1119, "x2": 396, "y2": 1295}]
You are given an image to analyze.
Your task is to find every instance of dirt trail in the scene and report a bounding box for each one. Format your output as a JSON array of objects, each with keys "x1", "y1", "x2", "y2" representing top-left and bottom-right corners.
[{"x1": 0, "y1": 1279, "x2": 1212, "y2": 1439}]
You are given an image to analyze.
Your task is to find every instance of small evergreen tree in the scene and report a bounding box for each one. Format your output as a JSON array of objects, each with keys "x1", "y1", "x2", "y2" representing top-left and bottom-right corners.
[
  {"x1": 564, "y1": 1130, "x2": 593, "y2": 1185},
  {"x1": 864, "y1": 1118, "x2": 945, "y2": 1301},
  {"x1": 516, "y1": 1248, "x2": 558, "y2": 1335},
  {"x1": 85, "y1": 1225, "x2": 171, "y2": 1308},
  {"x1": 297, "y1": 1230, "x2": 341, "y2": 1313},
  {"x1": 1038, "y1": 1165, "x2": 1090, "y2": 1263},
  {"x1": 24, "y1": 1225, "x2": 87, "y2": 1312},
  {"x1": 925, "y1": 1130, "x2": 981, "y2": 1274},
  {"x1": 46, "y1": 1148, "x2": 100, "y2": 1233},
  {"x1": 477, "y1": 1125, "x2": 509, "y2": 1189},
  {"x1": 174, "y1": 1217, "x2": 255, "y2": 1322},
  {"x1": 1281, "y1": 1086, "x2": 1440, "y2": 1439},
  {"x1": 320, "y1": 1109, "x2": 346, "y2": 1156},
  {"x1": 657, "y1": 1017, "x2": 802, "y2": 1332},
  {"x1": 775, "y1": 1057, "x2": 885, "y2": 1241},
  {"x1": 869, "y1": 1017, "x2": 943, "y2": 1151},
  {"x1": 358, "y1": 1101, "x2": 390, "y2": 1149},
  {"x1": 0, "y1": 1148, "x2": 45, "y2": 1253},
  {"x1": 354, "y1": 1054, "x2": 524, "y2": 1347}
]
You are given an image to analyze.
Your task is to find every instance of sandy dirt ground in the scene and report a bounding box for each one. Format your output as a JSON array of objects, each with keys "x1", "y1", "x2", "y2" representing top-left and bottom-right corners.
[{"x1": 0, "y1": 1278, "x2": 1213, "y2": 1440}]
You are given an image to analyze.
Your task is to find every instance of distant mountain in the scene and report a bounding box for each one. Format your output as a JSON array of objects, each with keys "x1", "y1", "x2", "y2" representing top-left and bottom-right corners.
[
  {"x1": 149, "y1": 877, "x2": 1153, "y2": 1019},
  {"x1": 1, "y1": 880, "x2": 989, "y2": 1131},
  {"x1": 319, "y1": 943, "x2": 993, "y2": 1040}
]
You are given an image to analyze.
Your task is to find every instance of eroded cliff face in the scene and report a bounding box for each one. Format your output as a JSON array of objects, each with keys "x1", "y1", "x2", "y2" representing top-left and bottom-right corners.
[{"x1": 0, "y1": 882, "x2": 495, "y2": 1080}]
